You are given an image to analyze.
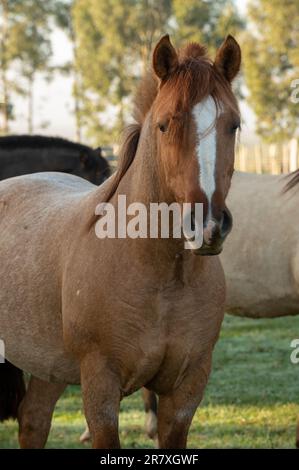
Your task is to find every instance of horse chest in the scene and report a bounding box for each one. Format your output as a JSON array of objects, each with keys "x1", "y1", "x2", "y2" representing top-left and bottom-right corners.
[
  {"x1": 66, "y1": 257, "x2": 224, "y2": 394},
  {"x1": 116, "y1": 295, "x2": 207, "y2": 396},
  {"x1": 119, "y1": 331, "x2": 193, "y2": 396}
]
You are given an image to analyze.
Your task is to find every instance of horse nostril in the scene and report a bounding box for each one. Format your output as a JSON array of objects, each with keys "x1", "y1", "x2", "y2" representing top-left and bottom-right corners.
[
  {"x1": 203, "y1": 220, "x2": 220, "y2": 245},
  {"x1": 221, "y1": 208, "x2": 233, "y2": 238}
]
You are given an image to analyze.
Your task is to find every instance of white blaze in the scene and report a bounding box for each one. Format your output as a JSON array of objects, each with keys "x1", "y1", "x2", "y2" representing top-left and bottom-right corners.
[{"x1": 192, "y1": 96, "x2": 219, "y2": 217}]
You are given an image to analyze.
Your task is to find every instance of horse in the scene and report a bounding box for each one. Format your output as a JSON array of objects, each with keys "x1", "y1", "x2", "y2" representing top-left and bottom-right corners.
[
  {"x1": 221, "y1": 171, "x2": 299, "y2": 318},
  {"x1": 0, "y1": 135, "x2": 111, "y2": 185},
  {"x1": 112, "y1": 168, "x2": 299, "y2": 446},
  {"x1": 219, "y1": 170, "x2": 299, "y2": 448},
  {"x1": 0, "y1": 34, "x2": 241, "y2": 449}
]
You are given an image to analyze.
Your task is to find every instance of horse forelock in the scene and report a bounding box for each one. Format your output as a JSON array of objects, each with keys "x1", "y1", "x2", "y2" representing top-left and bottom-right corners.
[
  {"x1": 133, "y1": 43, "x2": 212, "y2": 126},
  {"x1": 155, "y1": 57, "x2": 239, "y2": 140}
]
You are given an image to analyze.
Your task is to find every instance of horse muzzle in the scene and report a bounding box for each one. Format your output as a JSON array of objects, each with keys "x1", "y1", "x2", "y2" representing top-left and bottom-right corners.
[{"x1": 193, "y1": 207, "x2": 233, "y2": 256}]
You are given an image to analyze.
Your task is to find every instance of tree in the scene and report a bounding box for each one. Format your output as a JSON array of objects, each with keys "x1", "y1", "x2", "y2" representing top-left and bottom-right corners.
[
  {"x1": 71, "y1": 0, "x2": 244, "y2": 145},
  {"x1": 0, "y1": 0, "x2": 57, "y2": 134},
  {"x1": 54, "y1": 0, "x2": 85, "y2": 142},
  {"x1": 0, "y1": 0, "x2": 15, "y2": 133},
  {"x1": 72, "y1": 0, "x2": 172, "y2": 145},
  {"x1": 172, "y1": 0, "x2": 244, "y2": 53},
  {"x1": 243, "y1": 0, "x2": 299, "y2": 142}
]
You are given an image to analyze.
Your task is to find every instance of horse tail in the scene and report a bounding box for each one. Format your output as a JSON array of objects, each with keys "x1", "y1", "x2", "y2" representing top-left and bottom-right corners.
[{"x1": 0, "y1": 361, "x2": 26, "y2": 422}]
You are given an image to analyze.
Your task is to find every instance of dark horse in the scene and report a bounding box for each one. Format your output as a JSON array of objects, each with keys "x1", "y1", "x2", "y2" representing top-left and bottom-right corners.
[{"x1": 0, "y1": 135, "x2": 111, "y2": 185}]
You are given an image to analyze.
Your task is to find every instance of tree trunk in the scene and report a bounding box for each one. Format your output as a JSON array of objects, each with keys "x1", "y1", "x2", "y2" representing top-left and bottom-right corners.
[
  {"x1": 0, "y1": 0, "x2": 9, "y2": 134},
  {"x1": 119, "y1": 98, "x2": 125, "y2": 131},
  {"x1": 27, "y1": 74, "x2": 34, "y2": 134},
  {"x1": 70, "y1": 25, "x2": 82, "y2": 142},
  {"x1": 0, "y1": 68, "x2": 9, "y2": 134},
  {"x1": 73, "y1": 72, "x2": 82, "y2": 143}
]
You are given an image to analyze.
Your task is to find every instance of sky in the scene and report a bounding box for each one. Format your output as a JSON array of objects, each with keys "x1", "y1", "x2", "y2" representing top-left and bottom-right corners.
[{"x1": 10, "y1": 0, "x2": 256, "y2": 146}]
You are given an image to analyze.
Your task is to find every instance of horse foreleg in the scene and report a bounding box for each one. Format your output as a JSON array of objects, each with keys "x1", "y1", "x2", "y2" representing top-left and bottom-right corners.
[
  {"x1": 142, "y1": 388, "x2": 158, "y2": 439},
  {"x1": 157, "y1": 361, "x2": 210, "y2": 449},
  {"x1": 18, "y1": 376, "x2": 66, "y2": 448},
  {"x1": 80, "y1": 352, "x2": 121, "y2": 448}
]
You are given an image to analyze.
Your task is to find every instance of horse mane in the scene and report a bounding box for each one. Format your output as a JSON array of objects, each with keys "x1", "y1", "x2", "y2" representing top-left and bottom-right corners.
[
  {"x1": 284, "y1": 169, "x2": 299, "y2": 192},
  {"x1": 102, "y1": 73, "x2": 159, "y2": 202},
  {"x1": 102, "y1": 42, "x2": 239, "y2": 203},
  {"x1": 0, "y1": 135, "x2": 93, "y2": 153}
]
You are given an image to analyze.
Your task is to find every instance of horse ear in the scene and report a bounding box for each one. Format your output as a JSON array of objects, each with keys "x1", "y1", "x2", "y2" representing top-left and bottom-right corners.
[
  {"x1": 153, "y1": 34, "x2": 178, "y2": 81},
  {"x1": 94, "y1": 147, "x2": 103, "y2": 158},
  {"x1": 214, "y1": 35, "x2": 241, "y2": 82}
]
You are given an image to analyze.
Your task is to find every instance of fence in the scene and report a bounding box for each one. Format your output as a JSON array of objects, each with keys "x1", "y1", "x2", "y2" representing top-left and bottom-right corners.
[
  {"x1": 235, "y1": 138, "x2": 299, "y2": 174},
  {"x1": 103, "y1": 138, "x2": 299, "y2": 175}
]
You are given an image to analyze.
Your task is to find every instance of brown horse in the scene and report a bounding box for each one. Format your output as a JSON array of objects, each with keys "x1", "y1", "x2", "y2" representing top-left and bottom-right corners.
[
  {"x1": 91, "y1": 168, "x2": 299, "y2": 447},
  {"x1": 0, "y1": 34, "x2": 240, "y2": 448},
  {"x1": 123, "y1": 168, "x2": 299, "y2": 446}
]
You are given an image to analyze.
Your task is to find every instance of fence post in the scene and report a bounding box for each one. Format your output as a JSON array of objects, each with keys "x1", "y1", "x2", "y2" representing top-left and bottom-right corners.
[
  {"x1": 289, "y1": 138, "x2": 298, "y2": 172},
  {"x1": 269, "y1": 144, "x2": 278, "y2": 174},
  {"x1": 239, "y1": 146, "x2": 247, "y2": 172},
  {"x1": 254, "y1": 145, "x2": 262, "y2": 173},
  {"x1": 282, "y1": 143, "x2": 289, "y2": 173}
]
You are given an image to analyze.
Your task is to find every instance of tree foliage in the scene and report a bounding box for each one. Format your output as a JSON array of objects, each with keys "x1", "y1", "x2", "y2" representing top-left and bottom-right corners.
[
  {"x1": 0, "y1": 0, "x2": 57, "y2": 133},
  {"x1": 2, "y1": 0, "x2": 298, "y2": 145},
  {"x1": 173, "y1": 0, "x2": 243, "y2": 52},
  {"x1": 0, "y1": 0, "x2": 244, "y2": 142},
  {"x1": 243, "y1": 0, "x2": 299, "y2": 142},
  {"x1": 72, "y1": 0, "x2": 172, "y2": 144},
  {"x1": 72, "y1": 0, "x2": 242, "y2": 145}
]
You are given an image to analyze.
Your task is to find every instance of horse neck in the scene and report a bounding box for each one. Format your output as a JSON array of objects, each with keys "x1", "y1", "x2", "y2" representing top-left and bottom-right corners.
[
  {"x1": 122, "y1": 116, "x2": 165, "y2": 205},
  {"x1": 112, "y1": 114, "x2": 185, "y2": 267}
]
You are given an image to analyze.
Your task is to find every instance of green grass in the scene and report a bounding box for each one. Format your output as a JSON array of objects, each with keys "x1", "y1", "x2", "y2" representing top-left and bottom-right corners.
[{"x1": 1, "y1": 315, "x2": 299, "y2": 448}]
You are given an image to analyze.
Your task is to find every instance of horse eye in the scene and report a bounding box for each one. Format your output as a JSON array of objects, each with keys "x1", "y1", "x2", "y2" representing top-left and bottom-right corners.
[
  {"x1": 158, "y1": 122, "x2": 168, "y2": 133},
  {"x1": 231, "y1": 122, "x2": 241, "y2": 133}
]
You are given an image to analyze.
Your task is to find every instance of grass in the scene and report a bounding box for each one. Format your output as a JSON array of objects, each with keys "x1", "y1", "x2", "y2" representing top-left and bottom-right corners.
[{"x1": 1, "y1": 315, "x2": 299, "y2": 448}]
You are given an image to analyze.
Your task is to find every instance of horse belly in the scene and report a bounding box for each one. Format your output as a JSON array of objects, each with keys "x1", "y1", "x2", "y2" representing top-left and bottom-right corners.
[
  {"x1": 224, "y1": 258, "x2": 299, "y2": 318},
  {"x1": 0, "y1": 286, "x2": 80, "y2": 383},
  {"x1": 0, "y1": 193, "x2": 80, "y2": 383},
  {"x1": 4, "y1": 342, "x2": 79, "y2": 384}
]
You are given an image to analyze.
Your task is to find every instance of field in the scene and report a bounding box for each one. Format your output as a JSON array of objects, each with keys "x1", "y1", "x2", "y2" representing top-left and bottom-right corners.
[{"x1": 1, "y1": 315, "x2": 299, "y2": 449}]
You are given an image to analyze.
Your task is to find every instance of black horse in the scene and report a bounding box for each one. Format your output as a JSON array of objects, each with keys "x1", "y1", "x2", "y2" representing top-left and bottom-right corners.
[{"x1": 0, "y1": 135, "x2": 111, "y2": 185}]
